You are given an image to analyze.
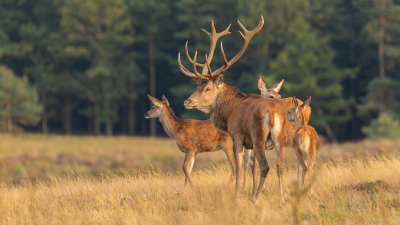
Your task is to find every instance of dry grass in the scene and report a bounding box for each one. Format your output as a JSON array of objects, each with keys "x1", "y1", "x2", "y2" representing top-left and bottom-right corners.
[
  {"x1": 0, "y1": 135, "x2": 400, "y2": 224},
  {"x1": 0, "y1": 155, "x2": 400, "y2": 224}
]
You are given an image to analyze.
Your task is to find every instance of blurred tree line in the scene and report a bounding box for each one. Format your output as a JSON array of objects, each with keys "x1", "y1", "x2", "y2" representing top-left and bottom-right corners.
[{"x1": 0, "y1": 0, "x2": 399, "y2": 141}]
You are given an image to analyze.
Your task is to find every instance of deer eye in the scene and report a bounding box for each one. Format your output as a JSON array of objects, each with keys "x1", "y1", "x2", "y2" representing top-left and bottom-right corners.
[
  {"x1": 269, "y1": 96, "x2": 274, "y2": 98},
  {"x1": 206, "y1": 87, "x2": 210, "y2": 92}
]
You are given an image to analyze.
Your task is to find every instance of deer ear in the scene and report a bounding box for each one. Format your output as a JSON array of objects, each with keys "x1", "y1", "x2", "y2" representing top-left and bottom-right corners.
[
  {"x1": 147, "y1": 94, "x2": 162, "y2": 107},
  {"x1": 292, "y1": 96, "x2": 298, "y2": 108},
  {"x1": 162, "y1": 95, "x2": 169, "y2": 106},
  {"x1": 258, "y1": 76, "x2": 267, "y2": 92},
  {"x1": 301, "y1": 96, "x2": 311, "y2": 109},
  {"x1": 214, "y1": 73, "x2": 224, "y2": 86},
  {"x1": 271, "y1": 79, "x2": 284, "y2": 93},
  {"x1": 191, "y1": 77, "x2": 202, "y2": 85}
]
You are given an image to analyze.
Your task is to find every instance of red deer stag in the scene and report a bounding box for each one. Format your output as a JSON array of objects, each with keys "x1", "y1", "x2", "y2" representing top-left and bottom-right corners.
[
  {"x1": 287, "y1": 96, "x2": 319, "y2": 190},
  {"x1": 178, "y1": 16, "x2": 288, "y2": 202},
  {"x1": 144, "y1": 94, "x2": 236, "y2": 186}
]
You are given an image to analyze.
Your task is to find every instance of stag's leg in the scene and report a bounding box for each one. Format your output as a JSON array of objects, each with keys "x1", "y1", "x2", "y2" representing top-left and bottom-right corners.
[
  {"x1": 183, "y1": 151, "x2": 196, "y2": 187},
  {"x1": 253, "y1": 143, "x2": 270, "y2": 201},
  {"x1": 274, "y1": 141, "x2": 286, "y2": 202},
  {"x1": 233, "y1": 138, "x2": 245, "y2": 197},
  {"x1": 251, "y1": 149, "x2": 259, "y2": 195},
  {"x1": 222, "y1": 142, "x2": 236, "y2": 184},
  {"x1": 242, "y1": 148, "x2": 252, "y2": 192}
]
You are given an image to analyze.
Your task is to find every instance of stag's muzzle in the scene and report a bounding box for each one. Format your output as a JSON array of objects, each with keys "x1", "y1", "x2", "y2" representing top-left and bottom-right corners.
[{"x1": 184, "y1": 99, "x2": 195, "y2": 109}]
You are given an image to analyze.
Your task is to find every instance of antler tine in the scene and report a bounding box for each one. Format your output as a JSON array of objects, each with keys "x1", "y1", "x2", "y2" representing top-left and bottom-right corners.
[
  {"x1": 178, "y1": 53, "x2": 198, "y2": 78},
  {"x1": 200, "y1": 21, "x2": 231, "y2": 74},
  {"x1": 213, "y1": 16, "x2": 264, "y2": 76},
  {"x1": 193, "y1": 52, "x2": 211, "y2": 80},
  {"x1": 185, "y1": 41, "x2": 204, "y2": 67},
  {"x1": 220, "y1": 42, "x2": 228, "y2": 68},
  {"x1": 205, "y1": 54, "x2": 214, "y2": 78}
]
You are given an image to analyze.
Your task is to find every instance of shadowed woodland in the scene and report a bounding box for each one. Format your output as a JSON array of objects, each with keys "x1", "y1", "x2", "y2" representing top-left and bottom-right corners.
[{"x1": 0, "y1": 0, "x2": 400, "y2": 142}]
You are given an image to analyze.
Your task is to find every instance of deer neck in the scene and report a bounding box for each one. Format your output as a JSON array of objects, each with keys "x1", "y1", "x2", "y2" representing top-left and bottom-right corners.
[
  {"x1": 159, "y1": 107, "x2": 180, "y2": 139},
  {"x1": 209, "y1": 84, "x2": 246, "y2": 132},
  {"x1": 294, "y1": 110, "x2": 306, "y2": 130}
]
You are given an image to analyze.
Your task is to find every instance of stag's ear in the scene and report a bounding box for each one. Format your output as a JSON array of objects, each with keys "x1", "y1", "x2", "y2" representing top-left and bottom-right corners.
[
  {"x1": 301, "y1": 96, "x2": 311, "y2": 109},
  {"x1": 191, "y1": 77, "x2": 202, "y2": 85},
  {"x1": 292, "y1": 96, "x2": 298, "y2": 108},
  {"x1": 162, "y1": 95, "x2": 169, "y2": 106},
  {"x1": 258, "y1": 76, "x2": 267, "y2": 92},
  {"x1": 214, "y1": 73, "x2": 224, "y2": 86},
  {"x1": 271, "y1": 79, "x2": 284, "y2": 93},
  {"x1": 147, "y1": 94, "x2": 162, "y2": 107}
]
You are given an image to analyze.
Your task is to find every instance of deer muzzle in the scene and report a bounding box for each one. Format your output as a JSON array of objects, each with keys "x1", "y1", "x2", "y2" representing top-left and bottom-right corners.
[{"x1": 184, "y1": 99, "x2": 196, "y2": 109}]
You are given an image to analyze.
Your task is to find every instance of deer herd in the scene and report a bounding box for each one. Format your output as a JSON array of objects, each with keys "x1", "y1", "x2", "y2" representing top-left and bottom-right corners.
[{"x1": 145, "y1": 16, "x2": 322, "y2": 202}]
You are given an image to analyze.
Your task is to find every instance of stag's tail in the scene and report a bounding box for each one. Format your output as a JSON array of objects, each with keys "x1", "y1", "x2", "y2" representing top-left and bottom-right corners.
[{"x1": 316, "y1": 135, "x2": 325, "y2": 152}]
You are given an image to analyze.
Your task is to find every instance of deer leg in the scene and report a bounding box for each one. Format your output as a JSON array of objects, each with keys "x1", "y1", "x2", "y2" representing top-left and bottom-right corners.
[
  {"x1": 307, "y1": 147, "x2": 316, "y2": 193},
  {"x1": 242, "y1": 148, "x2": 251, "y2": 192},
  {"x1": 296, "y1": 146, "x2": 307, "y2": 189},
  {"x1": 253, "y1": 144, "x2": 270, "y2": 201},
  {"x1": 222, "y1": 142, "x2": 236, "y2": 184},
  {"x1": 251, "y1": 149, "x2": 259, "y2": 196},
  {"x1": 233, "y1": 139, "x2": 244, "y2": 197},
  {"x1": 183, "y1": 151, "x2": 196, "y2": 187},
  {"x1": 274, "y1": 141, "x2": 286, "y2": 202}
]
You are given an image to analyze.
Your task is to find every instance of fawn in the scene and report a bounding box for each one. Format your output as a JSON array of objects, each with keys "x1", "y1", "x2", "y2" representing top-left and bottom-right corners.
[
  {"x1": 144, "y1": 94, "x2": 236, "y2": 186},
  {"x1": 287, "y1": 96, "x2": 319, "y2": 189}
]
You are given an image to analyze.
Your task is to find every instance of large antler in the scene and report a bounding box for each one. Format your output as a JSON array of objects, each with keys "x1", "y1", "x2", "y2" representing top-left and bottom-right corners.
[
  {"x1": 178, "y1": 16, "x2": 264, "y2": 79},
  {"x1": 213, "y1": 16, "x2": 264, "y2": 76},
  {"x1": 178, "y1": 20, "x2": 231, "y2": 79}
]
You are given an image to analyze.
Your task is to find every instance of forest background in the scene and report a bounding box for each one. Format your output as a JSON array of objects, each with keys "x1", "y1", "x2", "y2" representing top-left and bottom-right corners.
[{"x1": 1, "y1": 0, "x2": 400, "y2": 142}]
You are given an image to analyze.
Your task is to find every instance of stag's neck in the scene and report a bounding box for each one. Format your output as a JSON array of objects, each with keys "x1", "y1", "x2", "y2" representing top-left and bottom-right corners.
[
  {"x1": 209, "y1": 84, "x2": 246, "y2": 132},
  {"x1": 159, "y1": 107, "x2": 180, "y2": 139},
  {"x1": 294, "y1": 111, "x2": 306, "y2": 130}
]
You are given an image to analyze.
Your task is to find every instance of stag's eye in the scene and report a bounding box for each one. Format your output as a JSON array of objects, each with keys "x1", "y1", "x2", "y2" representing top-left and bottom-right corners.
[
  {"x1": 269, "y1": 96, "x2": 274, "y2": 98},
  {"x1": 205, "y1": 87, "x2": 210, "y2": 92}
]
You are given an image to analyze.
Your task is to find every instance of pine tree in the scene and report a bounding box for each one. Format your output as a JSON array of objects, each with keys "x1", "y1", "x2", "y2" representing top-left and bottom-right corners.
[{"x1": 0, "y1": 65, "x2": 42, "y2": 133}]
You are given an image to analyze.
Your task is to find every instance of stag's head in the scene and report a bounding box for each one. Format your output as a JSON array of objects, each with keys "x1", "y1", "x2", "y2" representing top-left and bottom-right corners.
[
  {"x1": 258, "y1": 77, "x2": 283, "y2": 99},
  {"x1": 144, "y1": 94, "x2": 170, "y2": 119},
  {"x1": 287, "y1": 96, "x2": 311, "y2": 122},
  {"x1": 178, "y1": 17, "x2": 264, "y2": 113}
]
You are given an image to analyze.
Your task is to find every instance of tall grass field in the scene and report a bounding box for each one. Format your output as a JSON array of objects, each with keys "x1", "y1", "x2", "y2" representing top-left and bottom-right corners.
[{"x1": 0, "y1": 135, "x2": 400, "y2": 224}]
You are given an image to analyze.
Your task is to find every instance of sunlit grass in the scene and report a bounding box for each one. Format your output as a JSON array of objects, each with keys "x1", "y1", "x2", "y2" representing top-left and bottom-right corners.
[
  {"x1": 0, "y1": 154, "x2": 399, "y2": 224},
  {"x1": 0, "y1": 135, "x2": 400, "y2": 223}
]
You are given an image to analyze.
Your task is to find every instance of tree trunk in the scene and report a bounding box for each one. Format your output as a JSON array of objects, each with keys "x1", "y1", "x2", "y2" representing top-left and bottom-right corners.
[
  {"x1": 316, "y1": 108, "x2": 338, "y2": 144},
  {"x1": 129, "y1": 99, "x2": 135, "y2": 136},
  {"x1": 64, "y1": 94, "x2": 72, "y2": 135},
  {"x1": 149, "y1": 35, "x2": 156, "y2": 137},
  {"x1": 94, "y1": 102, "x2": 101, "y2": 136},
  {"x1": 42, "y1": 112, "x2": 48, "y2": 135},
  {"x1": 378, "y1": 0, "x2": 385, "y2": 78},
  {"x1": 105, "y1": 99, "x2": 113, "y2": 136},
  {"x1": 6, "y1": 100, "x2": 12, "y2": 134},
  {"x1": 141, "y1": 96, "x2": 148, "y2": 135}
]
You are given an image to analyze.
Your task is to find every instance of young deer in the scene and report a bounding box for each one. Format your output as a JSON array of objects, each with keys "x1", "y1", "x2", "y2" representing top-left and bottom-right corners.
[
  {"x1": 144, "y1": 94, "x2": 236, "y2": 186},
  {"x1": 245, "y1": 77, "x2": 311, "y2": 194},
  {"x1": 287, "y1": 96, "x2": 319, "y2": 189},
  {"x1": 178, "y1": 16, "x2": 288, "y2": 202}
]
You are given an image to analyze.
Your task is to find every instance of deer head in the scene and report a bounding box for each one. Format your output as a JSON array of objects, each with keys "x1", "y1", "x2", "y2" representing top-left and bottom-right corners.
[
  {"x1": 178, "y1": 17, "x2": 264, "y2": 113},
  {"x1": 287, "y1": 96, "x2": 311, "y2": 123},
  {"x1": 258, "y1": 76, "x2": 283, "y2": 99},
  {"x1": 144, "y1": 94, "x2": 170, "y2": 119}
]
